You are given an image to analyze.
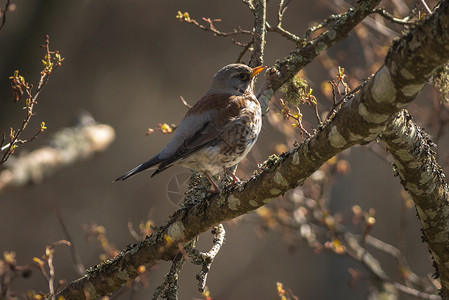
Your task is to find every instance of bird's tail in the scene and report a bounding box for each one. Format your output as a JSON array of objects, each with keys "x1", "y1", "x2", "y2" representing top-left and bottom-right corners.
[{"x1": 114, "y1": 155, "x2": 163, "y2": 181}]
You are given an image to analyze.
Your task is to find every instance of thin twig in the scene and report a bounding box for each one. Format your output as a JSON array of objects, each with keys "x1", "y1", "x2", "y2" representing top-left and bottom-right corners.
[
  {"x1": 235, "y1": 40, "x2": 253, "y2": 63},
  {"x1": 0, "y1": 0, "x2": 12, "y2": 31},
  {"x1": 177, "y1": 12, "x2": 252, "y2": 37},
  {"x1": 242, "y1": 0, "x2": 255, "y2": 11},
  {"x1": 47, "y1": 241, "x2": 71, "y2": 300},
  {"x1": 265, "y1": 0, "x2": 301, "y2": 43},
  {"x1": 128, "y1": 222, "x2": 142, "y2": 241},
  {"x1": 0, "y1": 127, "x2": 44, "y2": 153},
  {"x1": 179, "y1": 96, "x2": 192, "y2": 109},
  {"x1": 1, "y1": 35, "x2": 63, "y2": 165},
  {"x1": 419, "y1": 0, "x2": 432, "y2": 14},
  {"x1": 266, "y1": 22, "x2": 301, "y2": 43},
  {"x1": 392, "y1": 282, "x2": 440, "y2": 300},
  {"x1": 48, "y1": 251, "x2": 56, "y2": 300},
  {"x1": 372, "y1": 8, "x2": 417, "y2": 25},
  {"x1": 53, "y1": 206, "x2": 85, "y2": 275},
  {"x1": 325, "y1": 76, "x2": 371, "y2": 120},
  {"x1": 314, "y1": 102, "x2": 322, "y2": 125},
  {"x1": 285, "y1": 111, "x2": 311, "y2": 138},
  {"x1": 277, "y1": 0, "x2": 292, "y2": 25},
  {"x1": 344, "y1": 233, "x2": 439, "y2": 299},
  {"x1": 0, "y1": 132, "x2": 5, "y2": 153},
  {"x1": 34, "y1": 240, "x2": 71, "y2": 300}
]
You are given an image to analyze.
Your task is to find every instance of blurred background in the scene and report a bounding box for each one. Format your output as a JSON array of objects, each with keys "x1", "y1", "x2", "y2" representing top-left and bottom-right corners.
[{"x1": 0, "y1": 0, "x2": 445, "y2": 299}]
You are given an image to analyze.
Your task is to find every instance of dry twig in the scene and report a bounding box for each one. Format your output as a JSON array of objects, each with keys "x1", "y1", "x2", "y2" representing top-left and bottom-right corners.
[
  {"x1": 186, "y1": 224, "x2": 226, "y2": 293},
  {"x1": 372, "y1": 8, "x2": 417, "y2": 25},
  {"x1": 0, "y1": 0, "x2": 12, "y2": 31},
  {"x1": 1, "y1": 35, "x2": 64, "y2": 165}
]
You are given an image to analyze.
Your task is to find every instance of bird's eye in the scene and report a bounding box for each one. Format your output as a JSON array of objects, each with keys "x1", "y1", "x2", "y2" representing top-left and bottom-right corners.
[{"x1": 238, "y1": 73, "x2": 249, "y2": 81}]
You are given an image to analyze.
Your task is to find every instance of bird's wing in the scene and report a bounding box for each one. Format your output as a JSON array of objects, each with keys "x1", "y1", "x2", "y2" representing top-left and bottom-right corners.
[
  {"x1": 152, "y1": 121, "x2": 220, "y2": 175},
  {"x1": 152, "y1": 93, "x2": 245, "y2": 175}
]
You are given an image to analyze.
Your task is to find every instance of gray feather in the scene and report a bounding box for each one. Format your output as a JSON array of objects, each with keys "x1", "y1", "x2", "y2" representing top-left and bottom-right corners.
[{"x1": 114, "y1": 155, "x2": 163, "y2": 181}]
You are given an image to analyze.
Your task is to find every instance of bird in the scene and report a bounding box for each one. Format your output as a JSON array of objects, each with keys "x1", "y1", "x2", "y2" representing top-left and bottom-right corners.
[{"x1": 114, "y1": 63, "x2": 266, "y2": 193}]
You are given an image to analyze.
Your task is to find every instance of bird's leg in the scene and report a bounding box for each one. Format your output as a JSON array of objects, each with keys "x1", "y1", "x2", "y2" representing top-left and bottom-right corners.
[
  {"x1": 202, "y1": 171, "x2": 221, "y2": 194},
  {"x1": 223, "y1": 167, "x2": 241, "y2": 184}
]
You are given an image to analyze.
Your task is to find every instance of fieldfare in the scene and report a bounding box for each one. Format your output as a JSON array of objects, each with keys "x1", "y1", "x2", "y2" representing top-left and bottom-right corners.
[{"x1": 115, "y1": 63, "x2": 265, "y2": 192}]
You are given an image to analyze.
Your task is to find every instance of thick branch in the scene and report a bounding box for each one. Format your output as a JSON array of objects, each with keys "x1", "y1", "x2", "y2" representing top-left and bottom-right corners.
[
  {"x1": 0, "y1": 114, "x2": 115, "y2": 194},
  {"x1": 55, "y1": 1, "x2": 449, "y2": 298},
  {"x1": 381, "y1": 111, "x2": 449, "y2": 297}
]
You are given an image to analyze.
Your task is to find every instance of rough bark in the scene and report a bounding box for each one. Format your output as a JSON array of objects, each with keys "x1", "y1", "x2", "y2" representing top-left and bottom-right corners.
[
  {"x1": 381, "y1": 111, "x2": 449, "y2": 297},
  {"x1": 248, "y1": 0, "x2": 266, "y2": 68},
  {"x1": 55, "y1": 0, "x2": 449, "y2": 298}
]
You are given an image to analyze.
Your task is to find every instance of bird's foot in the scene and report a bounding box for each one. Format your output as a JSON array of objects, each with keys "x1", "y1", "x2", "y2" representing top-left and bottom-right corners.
[
  {"x1": 203, "y1": 171, "x2": 221, "y2": 194},
  {"x1": 223, "y1": 167, "x2": 241, "y2": 185}
]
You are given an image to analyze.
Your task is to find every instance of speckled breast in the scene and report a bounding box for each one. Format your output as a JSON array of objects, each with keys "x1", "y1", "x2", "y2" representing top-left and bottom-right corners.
[{"x1": 218, "y1": 99, "x2": 262, "y2": 166}]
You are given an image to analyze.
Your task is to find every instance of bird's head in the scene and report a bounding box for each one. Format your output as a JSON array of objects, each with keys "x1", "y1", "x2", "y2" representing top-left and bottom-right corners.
[{"x1": 207, "y1": 63, "x2": 266, "y2": 95}]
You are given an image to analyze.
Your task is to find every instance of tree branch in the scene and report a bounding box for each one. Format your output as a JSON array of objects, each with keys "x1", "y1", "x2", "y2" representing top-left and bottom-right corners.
[
  {"x1": 371, "y1": 8, "x2": 417, "y2": 25},
  {"x1": 0, "y1": 0, "x2": 12, "y2": 31},
  {"x1": 381, "y1": 111, "x2": 449, "y2": 298},
  {"x1": 0, "y1": 114, "x2": 115, "y2": 194},
  {"x1": 55, "y1": 0, "x2": 449, "y2": 298},
  {"x1": 186, "y1": 224, "x2": 226, "y2": 293},
  {"x1": 248, "y1": 0, "x2": 267, "y2": 67},
  {"x1": 257, "y1": 0, "x2": 382, "y2": 112}
]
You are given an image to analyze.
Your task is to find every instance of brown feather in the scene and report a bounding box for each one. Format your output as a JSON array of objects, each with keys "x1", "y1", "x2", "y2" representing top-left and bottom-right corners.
[{"x1": 153, "y1": 92, "x2": 258, "y2": 174}]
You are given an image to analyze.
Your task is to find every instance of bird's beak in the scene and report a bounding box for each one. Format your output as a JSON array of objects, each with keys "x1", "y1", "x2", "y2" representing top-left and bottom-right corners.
[{"x1": 250, "y1": 66, "x2": 266, "y2": 78}]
